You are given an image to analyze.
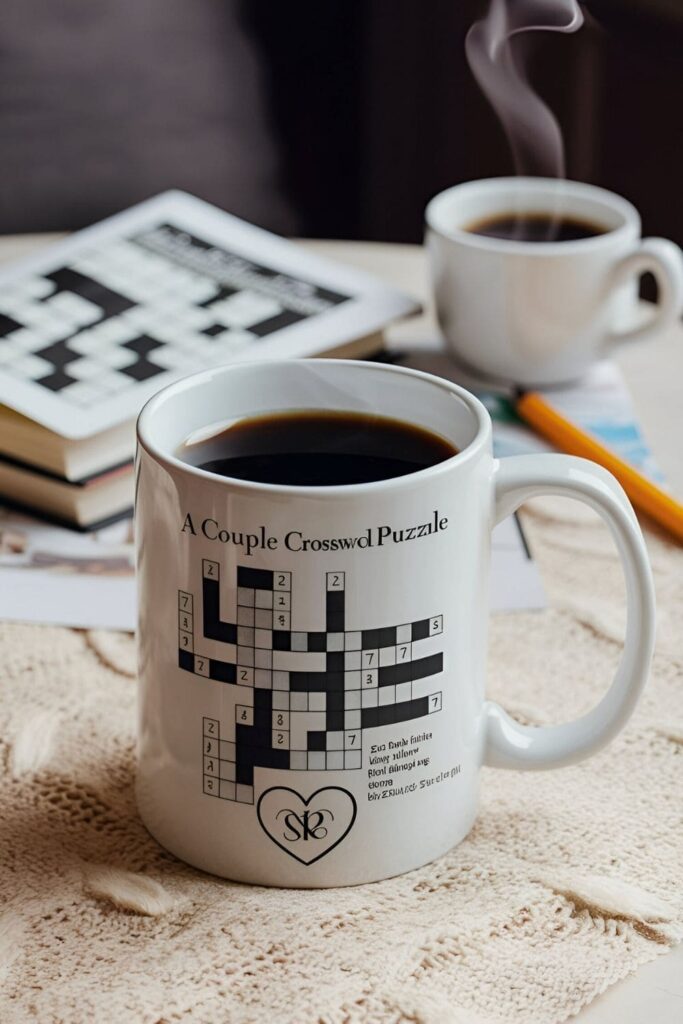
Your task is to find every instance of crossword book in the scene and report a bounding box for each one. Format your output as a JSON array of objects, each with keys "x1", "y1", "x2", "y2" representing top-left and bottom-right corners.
[{"x1": 0, "y1": 191, "x2": 418, "y2": 526}]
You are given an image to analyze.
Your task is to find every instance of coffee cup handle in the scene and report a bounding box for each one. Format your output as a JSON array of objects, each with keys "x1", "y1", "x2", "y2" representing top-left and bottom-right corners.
[
  {"x1": 608, "y1": 236, "x2": 683, "y2": 345},
  {"x1": 483, "y1": 454, "x2": 655, "y2": 770}
]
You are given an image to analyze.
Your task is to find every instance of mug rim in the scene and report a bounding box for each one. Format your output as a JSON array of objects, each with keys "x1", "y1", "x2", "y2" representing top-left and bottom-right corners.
[
  {"x1": 136, "y1": 358, "x2": 492, "y2": 499},
  {"x1": 425, "y1": 176, "x2": 640, "y2": 255}
]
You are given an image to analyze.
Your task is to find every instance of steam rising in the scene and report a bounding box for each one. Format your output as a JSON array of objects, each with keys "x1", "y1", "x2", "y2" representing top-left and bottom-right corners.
[{"x1": 466, "y1": 0, "x2": 583, "y2": 178}]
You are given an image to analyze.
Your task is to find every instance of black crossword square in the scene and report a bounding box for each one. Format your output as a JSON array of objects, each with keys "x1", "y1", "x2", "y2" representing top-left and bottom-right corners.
[
  {"x1": 237, "y1": 566, "x2": 274, "y2": 589},
  {"x1": 307, "y1": 632, "x2": 327, "y2": 652},
  {"x1": 378, "y1": 626, "x2": 397, "y2": 647},
  {"x1": 326, "y1": 711, "x2": 344, "y2": 732},
  {"x1": 121, "y1": 358, "x2": 165, "y2": 382},
  {"x1": 178, "y1": 648, "x2": 194, "y2": 672},
  {"x1": 254, "y1": 707, "x2": 271, "y2": 728},
  {"x1": 38, "y1": 370, "x2": 78, "y2": 392},
  {"x1": 254, "y1": 689, "x2": 272, "y2": 711},
  {"x1": 361, "y1": 707, "x2": 379, "y2": 729},
  {"x1": 236, "y1": 763, "x2": 254, "y2": 785},
  {"x1": 272, "y1": 630, "x2": 291, "y2": 651},
  {"x1": 412, "y1": 619, "x2": 430, "y2": 641},
  {"x1": 307, "y1": 731, "x2": 326, "y2": 751},
  {"x1": 327, "y1": 612, "x2": 345, "y2": 632},
  {"x1": 248, "y1": 309, "x2": 306, "y2": 338},
  {"x1": 327, "y1": 690, "x2": 345, "y2": 711}
]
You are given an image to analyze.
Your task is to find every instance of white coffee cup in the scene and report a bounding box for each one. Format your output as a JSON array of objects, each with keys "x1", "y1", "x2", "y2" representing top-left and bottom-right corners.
[
  {"x1": 136, "y1": 359, "x2": 655, "y2": 887},
  {"x1": 426, "y1": 177, "x2": 683, "y2": 387}
]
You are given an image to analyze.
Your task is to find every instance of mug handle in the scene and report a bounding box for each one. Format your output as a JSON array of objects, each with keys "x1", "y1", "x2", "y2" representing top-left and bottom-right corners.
[
  {"x1": 608, "y1": 237, "x2": 683, "y2": 345},
  {"x1": 484, "y1": 454, "x2": 655, "y2": 770}
]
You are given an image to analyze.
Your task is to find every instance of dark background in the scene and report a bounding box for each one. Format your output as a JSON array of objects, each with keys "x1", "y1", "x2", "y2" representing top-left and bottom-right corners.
[{"x1": 0, "y1": 0, "x2": 681, "y2": 246}]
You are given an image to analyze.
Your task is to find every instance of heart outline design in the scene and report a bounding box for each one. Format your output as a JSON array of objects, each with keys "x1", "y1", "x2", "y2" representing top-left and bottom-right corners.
[{"x1": 257, "y1": 785, "x2": 357, "y2": 866}]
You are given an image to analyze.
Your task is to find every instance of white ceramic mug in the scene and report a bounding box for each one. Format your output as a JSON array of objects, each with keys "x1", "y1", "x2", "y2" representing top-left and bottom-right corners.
[
  {"x1": 426, "y1": 177, "x2": 683, "y2": 387},
  {"x1": 135, "y1": 359, "x2": 655, "y2": 887}
]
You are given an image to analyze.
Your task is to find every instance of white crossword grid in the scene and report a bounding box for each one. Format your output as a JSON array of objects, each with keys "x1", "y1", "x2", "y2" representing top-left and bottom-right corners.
[
  {"x1": 0, "y1": 224, "x2": 348, "y2": 411},
  {"x1": 180, "y1": 562, "x2": 445, "y2": 805}
]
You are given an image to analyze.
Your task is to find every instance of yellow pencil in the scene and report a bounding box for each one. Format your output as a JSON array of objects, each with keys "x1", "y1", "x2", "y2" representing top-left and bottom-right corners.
[{"x1": 516, "y1": 390, "x2": 683, "y2": 544}]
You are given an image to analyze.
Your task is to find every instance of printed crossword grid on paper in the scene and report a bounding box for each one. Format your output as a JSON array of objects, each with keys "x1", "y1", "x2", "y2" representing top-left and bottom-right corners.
[
  {"x1": 179, "y1": 561, "x2": 444, "y2": 805},
  {"x1": 0, "y1": 224, "x2": 348, "y2": 409}
]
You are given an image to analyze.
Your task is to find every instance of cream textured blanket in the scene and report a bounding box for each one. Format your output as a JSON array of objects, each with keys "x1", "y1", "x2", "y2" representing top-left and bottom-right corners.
[{"x1": 1, "y1": 499, "x2": 681, "y2": 1024}]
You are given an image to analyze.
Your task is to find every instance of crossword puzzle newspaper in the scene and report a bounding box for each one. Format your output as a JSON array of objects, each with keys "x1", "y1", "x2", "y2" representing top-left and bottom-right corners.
[{"x1": 0, "y1": 190, "x2": 418, "y2": 439}]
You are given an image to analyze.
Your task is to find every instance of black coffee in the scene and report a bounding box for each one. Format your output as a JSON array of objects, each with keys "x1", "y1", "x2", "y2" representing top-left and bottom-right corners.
[
  {"x1": 465, "y1": 212, "x2": 608, "y2": 242},
  {"x1": 179, "y1": 410, "x2": 457, "y2": 486}
]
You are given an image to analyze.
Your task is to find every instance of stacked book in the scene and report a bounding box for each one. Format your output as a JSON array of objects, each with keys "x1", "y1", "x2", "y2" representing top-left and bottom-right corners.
[{"x1": 0, "y1": 192, "x2": 418, "y2": 528}]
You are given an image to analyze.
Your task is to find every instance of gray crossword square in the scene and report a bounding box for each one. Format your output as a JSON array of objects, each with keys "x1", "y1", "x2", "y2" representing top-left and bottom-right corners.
[
  {"x1": 396, "y1": 624, "x2": 411, "y2": 644},
  {"x1": 344, "y1": 670, "x2": 361, "y2": 690},
  {"x1": 327, "y1": 632, "x2": 344, "y2": 651},
  {"x1": 237, "y1": 646, "x2": 254, "y2": 667},
  {"x1": 291, "y1": 692, "x2": 308, "y2": 711},
  {"x1": 272, "y1": 691, "x2": 289, "y2": 710},
  {"x1": 290, "y1": 751, "x2": 307, "y2": 770},
  {"x1": 379, "y1": 685, "x2": 395, "y2": 706},
  {"x1": 345, "y1": 690, "x2": 361, "y2": 710},
  {"x1": 237, "y1": 625, "x2": 254, "y2": 647},
  {"x1": 326, "y1": 731, "x2": 344, "y2": 750},
  {"x1": 308, "y1": 752, "x2": 325, "y2": 770},
  {"x1": 254, "y1": 628, "x2": 272, "y2": 649},
  {"x1": 344, "y1": 631, "x2": 361, "y2": 651},
  {"x1": 290, "y1": 631, "x2": 307, "y2": 652},
  {"x1": 254, "y1": 647, "x2": 273, "y2": 669},
  {"x1": 326, "y1": 751, "x2": 344, "y2": 770},
  {"x1": 255, "y1": 589, "x2": 273, "y2": 609},
  {"x1": 254, "y1": 608, "x2": 272, "y2": 629},
  {"x1": 273, "y1": 670, "x2": 289, "y2": 690},
  {"x1": 237, "y1": 605, "x2": 255, "y2": 626},
  {"x1": 309, "y1": 691, "x2": 326, "y2": 712}
]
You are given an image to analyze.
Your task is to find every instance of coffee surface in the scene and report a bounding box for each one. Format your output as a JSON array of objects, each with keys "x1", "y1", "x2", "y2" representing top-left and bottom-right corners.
[
  {"x1": 465, "y1": 212, "x2": 608, "y2": 242},
  {"x1": 179, "y1": 410, "x2": 457, "y2": 486}
]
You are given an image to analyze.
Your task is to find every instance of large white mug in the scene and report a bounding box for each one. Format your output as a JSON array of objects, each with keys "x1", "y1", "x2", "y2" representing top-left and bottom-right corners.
[
  {"x1": 426, "y1": 177, "x2": 683, "y2": 387},
  {"x1": 135, "y1": 359, "x2": 655, "y2": 887}
]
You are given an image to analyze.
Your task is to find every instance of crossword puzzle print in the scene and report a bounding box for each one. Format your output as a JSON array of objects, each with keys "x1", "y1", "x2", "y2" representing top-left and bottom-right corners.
[
  {"x1": 0, "y1": 224, "x2": 348, "y2": 408},
  {"x1": 179, "y1": 561, "x2": 444, "y2": 805}
]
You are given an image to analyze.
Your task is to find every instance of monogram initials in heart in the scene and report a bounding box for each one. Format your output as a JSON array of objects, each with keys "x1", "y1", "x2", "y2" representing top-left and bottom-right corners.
[{"x1": 257, "y1": 786, "x2": 357, "y2": 866}]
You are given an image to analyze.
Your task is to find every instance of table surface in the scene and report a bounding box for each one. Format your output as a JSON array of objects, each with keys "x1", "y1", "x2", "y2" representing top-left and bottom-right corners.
[{"x1": 1, "y1": 233, "x2": 682, "y2": 1024}]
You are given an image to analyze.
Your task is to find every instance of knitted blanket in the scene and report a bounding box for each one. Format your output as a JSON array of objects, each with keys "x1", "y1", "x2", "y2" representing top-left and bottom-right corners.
[{"x1": 1, "y1": 498, "x2": 681, "y2": 1024}]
